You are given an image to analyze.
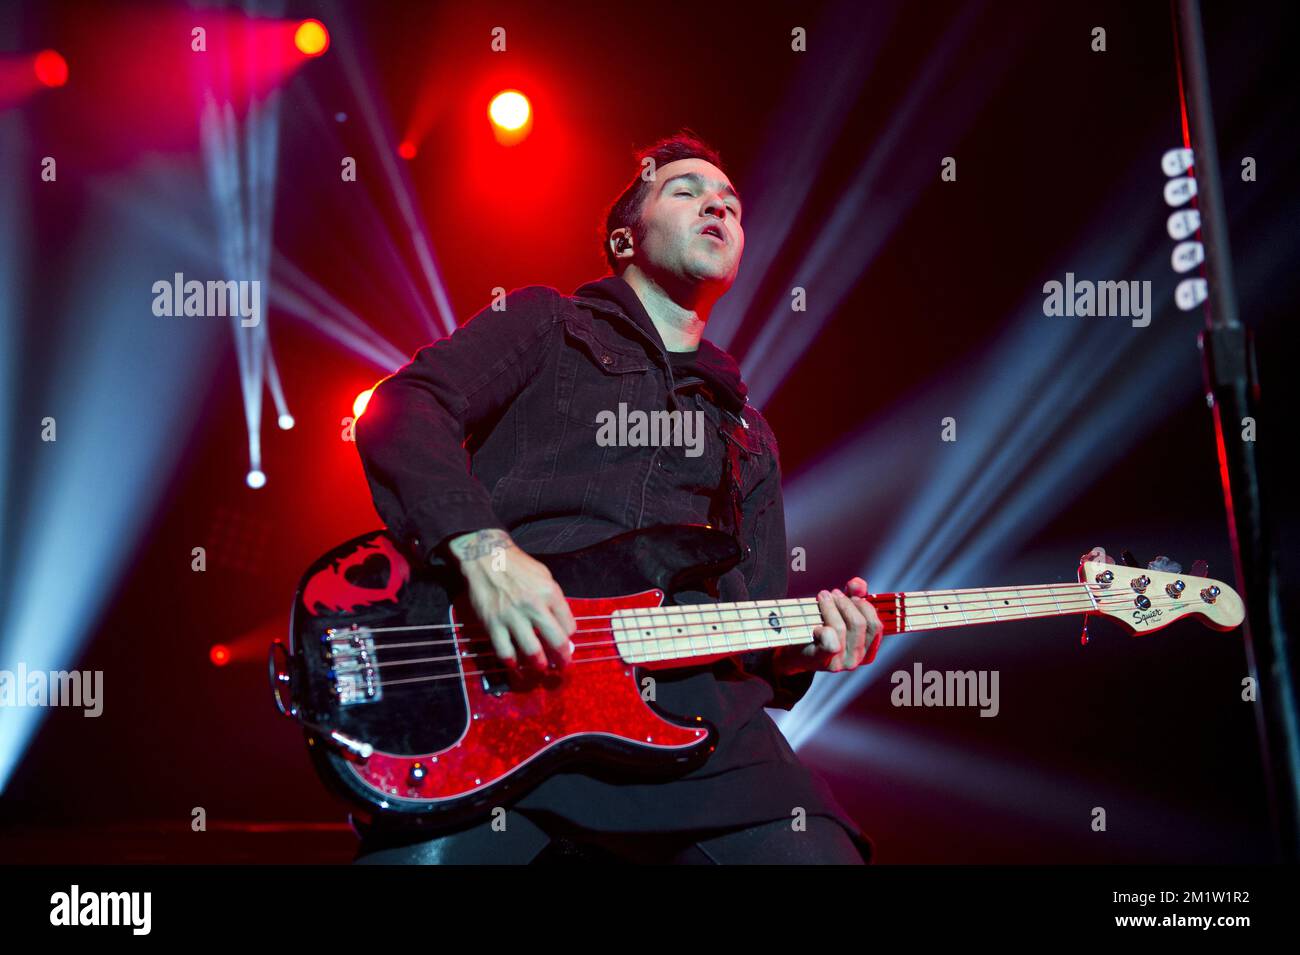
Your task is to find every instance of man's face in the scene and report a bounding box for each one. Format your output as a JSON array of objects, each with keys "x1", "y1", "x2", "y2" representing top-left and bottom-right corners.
[{"x1": 631, "y1": 157, "x2": 744, "y2": 292}]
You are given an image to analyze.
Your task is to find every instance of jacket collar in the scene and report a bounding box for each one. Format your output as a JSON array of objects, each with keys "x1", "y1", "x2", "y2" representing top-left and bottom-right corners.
[{"x1": 570, "y1": 275, "x2": 750, "y2": 416}]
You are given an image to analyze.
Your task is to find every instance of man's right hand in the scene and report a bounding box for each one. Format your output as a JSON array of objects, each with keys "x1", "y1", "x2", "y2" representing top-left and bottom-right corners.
[{"x1": 445, "y1": 528, "x2": 577, "y2": 672}]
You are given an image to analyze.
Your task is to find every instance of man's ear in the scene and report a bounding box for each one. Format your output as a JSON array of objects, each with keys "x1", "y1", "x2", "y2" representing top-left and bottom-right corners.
[{"x1": 609, "y1": 227, "x2": 634, "y2": 263}]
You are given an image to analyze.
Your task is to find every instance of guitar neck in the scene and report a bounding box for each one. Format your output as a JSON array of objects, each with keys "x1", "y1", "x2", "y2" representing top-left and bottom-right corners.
[{"x1": 611, "y1": 582, "x2": 1096, "y2": 665}]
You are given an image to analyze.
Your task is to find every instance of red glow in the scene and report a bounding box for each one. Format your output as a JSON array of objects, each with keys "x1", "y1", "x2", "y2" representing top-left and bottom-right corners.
[
  {"x1": 398, "y1": 140, "x2": 417, "y2": 160},
  {"x1": 294, "y1": 19, "x2": 330, "y2": 57},
  {"x1": 210, "y1": 644, "x2": 231, "y2": 667},
  {"x1": 33, "y1": 50, "x2": 68, "y2": 88}
]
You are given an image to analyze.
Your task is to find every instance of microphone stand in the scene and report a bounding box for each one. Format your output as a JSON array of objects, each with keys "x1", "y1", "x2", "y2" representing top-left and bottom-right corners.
[{"x1": 1172, "y1": 0, "x2": 1299, "y2": 863}]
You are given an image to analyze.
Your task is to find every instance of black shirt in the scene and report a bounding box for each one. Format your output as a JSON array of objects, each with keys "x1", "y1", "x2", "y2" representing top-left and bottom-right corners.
[{"x1": 354, "y1": 279, "x2": 870, "y2": 859}]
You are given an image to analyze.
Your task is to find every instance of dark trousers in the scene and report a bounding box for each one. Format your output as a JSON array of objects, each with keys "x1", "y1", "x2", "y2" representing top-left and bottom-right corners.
[{"x1": 352, "y1": 810, "x2": 866, "y2": 865}]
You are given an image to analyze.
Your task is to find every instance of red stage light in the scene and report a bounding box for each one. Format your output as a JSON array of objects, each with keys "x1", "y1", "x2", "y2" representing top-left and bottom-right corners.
[
  {"x1": 33, "y1": 50, "x2": 68, "y2": 88},
  {"x1": 210, "y1": 644, "x2": 231, "y2": 667},
  {"x1": 294, "y1": 19, "x2": 330, "y2": 57},
  {"x1": 353, "y1": 388, "x2": 374, "y2": 418},
  {"x1": 489, "y1": 90, "x2": 530, "y2": 131},
  {"x1": 398, "y1": 140, "x2": 417, "y2": 160}
]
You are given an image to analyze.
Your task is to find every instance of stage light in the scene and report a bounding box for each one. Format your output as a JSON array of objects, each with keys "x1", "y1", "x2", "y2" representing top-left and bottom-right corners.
[
  {"x1": 489, "y1": 90, "x2": 531, "y2": 134},
  {"x1": 294, "y1": 19, "x2": 330, "y2": 58},
  {"x1": 277, "y1": 413, "x2": 294, "y2": 430},
  {"x1": 210, "y1": 644, "x2": 231, "y2": 667},
  {"x1": 353, "y1": 387, "x2": 374, "y2": 418},
  {"x1": 397, "y1": 140, "x2": 416, "y2": 160},
  {"x1": 0, "y1": 222, "x2": 222, "y2": 792},
  {"x1": 246, "y1": 469, "x2": 266, "y2": 489},
  {"x1": 32, "y1": 50, "x2": 67, "y2": 88}
]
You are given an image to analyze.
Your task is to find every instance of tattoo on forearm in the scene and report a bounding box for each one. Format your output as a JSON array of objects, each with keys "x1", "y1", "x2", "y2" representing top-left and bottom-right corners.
[{"x1": 449, "y1": 528, "x2": 516, "y2": 563}]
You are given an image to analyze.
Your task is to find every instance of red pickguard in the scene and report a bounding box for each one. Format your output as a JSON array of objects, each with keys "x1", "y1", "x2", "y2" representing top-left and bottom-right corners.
[{"x1": 345, "y1": 589, "x2": 707, "y2": 803}]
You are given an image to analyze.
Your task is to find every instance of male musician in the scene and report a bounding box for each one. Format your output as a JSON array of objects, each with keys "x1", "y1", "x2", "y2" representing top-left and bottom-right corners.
[{"x1": 353, "y1": 132, "x2": 882, "y2": 863}]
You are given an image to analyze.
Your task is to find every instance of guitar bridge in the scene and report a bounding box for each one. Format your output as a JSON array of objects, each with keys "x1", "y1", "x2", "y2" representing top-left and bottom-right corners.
[{"x1": 325, "y1": 626, "x2": 382, "y2": 706}]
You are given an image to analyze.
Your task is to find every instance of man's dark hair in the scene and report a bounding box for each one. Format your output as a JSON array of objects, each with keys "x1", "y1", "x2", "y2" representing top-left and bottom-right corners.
[{"x1": 602, "y1": 129, "x2": 726, "y2": 273}]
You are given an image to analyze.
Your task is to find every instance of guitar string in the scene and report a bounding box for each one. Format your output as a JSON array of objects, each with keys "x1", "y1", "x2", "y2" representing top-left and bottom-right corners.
[
  {"x1": 322, "y1": 591, "x2": 1211, "y2": 694},
  {"x1": 322, "y1": 580, "x2": 1191, "y2": 642},
  {"x1": 347, "y1": 590, "x2": 1190, "y2": 662},
  {"x1": 326, "y1": 578, "x2": 1136, "y2": 635},
  {"x1": 345, "y1": 594, "x2": 1170, "y2": 692},
  {"x1": 320, "y1": 586, "x2": 1204, "y2": 656},
  {"x1": 357, "y1": 593, "x2": 1191, "y2": 675}
]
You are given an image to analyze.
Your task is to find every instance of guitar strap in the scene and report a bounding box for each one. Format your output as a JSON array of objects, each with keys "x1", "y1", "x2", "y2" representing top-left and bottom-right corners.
[
  {"x1": 674, "y1": 372, "x2": 750, "y2": 561},
  {"x1": 712, "y1": 410, "x2": 752, "y2": 561}
]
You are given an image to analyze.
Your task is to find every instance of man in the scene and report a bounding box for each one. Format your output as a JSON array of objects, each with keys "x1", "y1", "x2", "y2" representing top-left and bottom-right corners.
[{"x1": 352, "y1": 132, "x2": 883, "y2": 864}]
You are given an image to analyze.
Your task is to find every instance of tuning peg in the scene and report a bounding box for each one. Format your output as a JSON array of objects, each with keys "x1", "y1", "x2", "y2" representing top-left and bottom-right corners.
[
  {"x1": 1190, "y1": 560, "x2": 1209, "y2": 577},
  {"x1": 1147, "y1": 555, "x2": 1182, "y2": 573},
  {"x1": 1119, "y1": 549, "x2": 1142, "y2": 568}
]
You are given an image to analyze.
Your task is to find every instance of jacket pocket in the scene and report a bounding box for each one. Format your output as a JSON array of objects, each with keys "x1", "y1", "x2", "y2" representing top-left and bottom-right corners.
[{"x1": 554, "y1": 318, "x2": 654, "y2": 429}]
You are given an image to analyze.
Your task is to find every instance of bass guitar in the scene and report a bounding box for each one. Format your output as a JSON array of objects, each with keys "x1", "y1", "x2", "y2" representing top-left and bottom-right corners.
[{"x1": 268, "y1": 523, "x2": 1243, "y2": 830}]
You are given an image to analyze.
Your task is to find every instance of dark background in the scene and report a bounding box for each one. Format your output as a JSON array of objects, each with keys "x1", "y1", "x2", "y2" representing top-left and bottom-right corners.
[{"x1": 0, "y1": 0, "x2": 1295, "y2": 862}]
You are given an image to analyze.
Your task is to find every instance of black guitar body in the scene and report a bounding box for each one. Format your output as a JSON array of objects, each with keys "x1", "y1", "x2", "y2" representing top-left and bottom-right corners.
[{"x1": 272, "y1": 523, "x2": 744, "y2": 831}]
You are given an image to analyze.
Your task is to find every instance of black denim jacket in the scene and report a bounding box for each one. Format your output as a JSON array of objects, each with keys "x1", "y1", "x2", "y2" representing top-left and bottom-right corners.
[{"x1": 354, "y1": 274, "x2": 814, "y2": 711}]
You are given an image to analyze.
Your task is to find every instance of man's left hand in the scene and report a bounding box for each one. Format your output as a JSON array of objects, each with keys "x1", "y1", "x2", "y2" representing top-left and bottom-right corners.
[{"x1": 771, "y1": 577, "x2": 883, "y2": 676}]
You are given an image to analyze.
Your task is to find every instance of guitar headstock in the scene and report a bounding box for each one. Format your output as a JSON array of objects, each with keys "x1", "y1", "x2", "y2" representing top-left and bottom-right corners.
[{"x1": 1078, "y1": 548, "x2": 1243, "y2": 635}]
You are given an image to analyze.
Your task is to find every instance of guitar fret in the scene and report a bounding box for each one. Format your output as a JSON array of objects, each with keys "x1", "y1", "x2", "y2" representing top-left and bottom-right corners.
[
  {"x1": 675, "y1": 604, "x2": 693, "y2": 660},
  {"x1": 753, "y1": 599, "x2": 770, "y2": 652},
  {"x1": 954, "y1": 591, "x2": 971, "y2": 626},
  {"x1": 624, "y1": 605, "x2": 641, "y2": 660},
  {"x1": 736, "y1": 601, "x2": 755, "y2": 651},
  {"x1": 988, "y1": 590, "x2": 1006, "y2": 621},
  {"x1": 755, "y1": 600, "x2": 774, "y2": 651},
  {"x1": 763, "y1": 599, "x2": 786, "y2": 651},
  {"x1": 1048, "y1": 586, "x2": 1064, "y2": 618},
  {"x1": 694, "y1": 604, "x2": 709, "y2": 659},
  {"x1": 728, "y1": 603, "x2": 744, "y2": 650}
]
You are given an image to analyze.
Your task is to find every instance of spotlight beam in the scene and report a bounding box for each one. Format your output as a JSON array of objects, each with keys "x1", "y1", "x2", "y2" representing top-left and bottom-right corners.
[
  {"x1": 329, "y1": 1, "x2": 456, "y2": 338},
  {"x1": 774, "y1": 131, "x2": 1282, "y2": 749},
  {"x1": 287, "y1": 82, "x2": 443, "y2": 340},
  {"x1": 707, "y1": 0, "x2": 901, "y2": 351},
  {"x1": 0, "y1": 216, "x2": 222, "y2": 791},
  {"x1": 811, "y1": 716, "x2": 1257, "y2": 856},
  {"x1": 269, "y1": 281, "x2": 409, "y2": 370},
  {"x1": 94, "y1": 169, "x2": 410, "y2": 374},
  {"x1": 741, "y1": 0, "x2": 1007, "y2": 408}
]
